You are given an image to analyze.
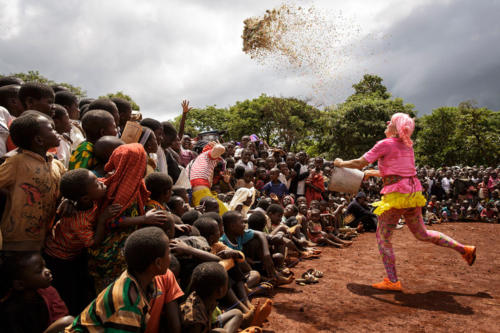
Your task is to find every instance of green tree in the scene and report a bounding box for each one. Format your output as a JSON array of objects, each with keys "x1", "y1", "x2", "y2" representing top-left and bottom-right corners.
[
  {"x1": 227, "y1": 94, "x2": 320, "y2": 151},
  {"x1": 315, "y1": 75, "x2": 416, "y2": 160},
  {"x1": 414, "y1": 101, "x2": 499, "y2": 167},
  {"x1": 101, "y1": 91, "x2": 140, "y2": 110},
  {"x1": 352, "y1": 73, "x2": 391, "y2": 99},
  {"x1": 0, "y1": 70, "x2": 86, "y2": 98}
]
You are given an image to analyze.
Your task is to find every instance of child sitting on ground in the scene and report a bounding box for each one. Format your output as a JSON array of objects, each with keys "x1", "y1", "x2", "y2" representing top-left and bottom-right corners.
[
  {"x1": 43, "y1": 169, "x2": 122, "y2": 315},
  {"x1": 307, "y1": 209, "x2": 348, "y2": 248},
  {"x1": 68, "y1": 110, "x2": 117, "y2": 170},
  {"x1": 67, "y1": 227, "x2": 171, "y2": 332},
  {"x1": 180, "y1": 262, "x2": 243, "y2": 333},
  {"x1": 0, "y1": 251, "x2": 74, "y2": 333},
  {"x1": 0, "y1": 113, "x2": 65, "y2": 251},
  {"x1": 194, "y1": 217, "x2": 258, "y2": 324},
  {"x1": 221, "y1": 211, "x2": 293, "y2": 285}
]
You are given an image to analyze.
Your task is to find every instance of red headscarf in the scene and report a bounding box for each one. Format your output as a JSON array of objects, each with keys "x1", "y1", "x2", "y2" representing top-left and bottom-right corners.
[{"x1": 102, "y1": 143, "x2": 150, "y2": 216}]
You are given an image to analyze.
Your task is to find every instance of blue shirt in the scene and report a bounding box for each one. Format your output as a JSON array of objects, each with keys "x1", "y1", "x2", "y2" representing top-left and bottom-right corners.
[
  {"x1": 263, "y1": 181, "x2": 288, "y2": 198},
  {"x1": 220, "y1": 229, "x2": 255, "y2": 251}
]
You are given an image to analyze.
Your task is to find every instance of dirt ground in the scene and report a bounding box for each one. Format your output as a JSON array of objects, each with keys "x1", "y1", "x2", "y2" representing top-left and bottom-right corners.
[{"x1": 259, "y1": 223, "x2": 500, "y2": 333}]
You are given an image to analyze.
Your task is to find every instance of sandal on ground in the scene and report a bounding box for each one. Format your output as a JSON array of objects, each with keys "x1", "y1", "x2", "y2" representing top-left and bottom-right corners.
[
  {"x1": 306, "y1": 268, "x2": 323, "y2": 278},
  {"x1": 300, "y1": 271, "x2": 319, "y2": 284},
  {"x1": 240, "y1": 326, "x2": 263, "y2": 333},
  {"x1": 299, "y1": 251, "x2": 320, "y2": 259},
  {"x1": 305, "y1": 247, "x2": 322, "y2": 255}
]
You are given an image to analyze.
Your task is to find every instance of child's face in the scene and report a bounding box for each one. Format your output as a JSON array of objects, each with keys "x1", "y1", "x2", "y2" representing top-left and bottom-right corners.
[
  {"x1": 146, "y1": 132, "x2": 159, "y2": 154},
  {"x1": 37, "y1": 116, "x2": 60, "y2": 150},
  {"x1": 16, "y1": 253, "x2": 53, "y2": 291},
  {"x1": 310, "y1": 201, "x2": 320, "y2": 210},
  {"x1": 268, "y1": 211, "x2": 283, "y2": 225},
  {"x1": 119, "y1": 107, "x2": 132, "y2": 128},
  {"x1": 299, "y1": 204, "x2": 308, "y2": 215},
  {"x1": 270, "y1": 170, "x2": 279, "y2": 181},
  {"x1": 29, "y1": 94, "x2": 55, "y2": 116},
  {"x1": 244, "y1": 172, "x2": 254, "y2": 183},
  {"x1": 242, "y1": 151, "x2": 251, "y2": 163},
  {"x1": 297, "y1": 197, "x2": 307, "y2": 206},
  {"x1": 284, "y1": 204, "x2": 296, "y2": 218},
  {"x1": 102, "y1": 118, "x2": 118, "y2": 137},
  {"x1": 181, "y1": 136, "x2": 192, "y2": 149},
  {"x1": 230, "y1": 215, "x2": 245, "y2": 236},
  {"x1": 67, "y1": 101, "x2": 80, "y2": 120},
  {"x1": 282, "y1": 196, "x2": 292, "y2": 207},
  {"x1": 85, "y1": 171, "x2": 108, "y2": 201},
  {"x1": 266, "y1": 157, "x2": 276, "y2": 169},
  {"x1": 155, "y1": 236, "x2": 171, "y2": 275},
  {"x1": 54, "y1": 111, "x2": 72, "y2": 135},
  {"x1": 208, "y1": 224, "x2": 221, "y2": 246}
]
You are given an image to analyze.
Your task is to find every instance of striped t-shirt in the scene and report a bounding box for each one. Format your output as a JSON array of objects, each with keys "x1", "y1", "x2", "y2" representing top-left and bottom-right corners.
[
  {"x1": 44, "y1": 204, "x2": 98, "y2": 260},
  {"x1": 189, "y1": 150, "x2": 222, "y2": 187},
  {"x1": 66, "y1": 270, "x2": 151, "y2": 333}
]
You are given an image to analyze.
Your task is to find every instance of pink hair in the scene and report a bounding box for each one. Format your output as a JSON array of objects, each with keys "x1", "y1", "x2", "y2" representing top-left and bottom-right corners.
[{"x1": 391, "y1": 113, "x2": 414, "y2": 147}]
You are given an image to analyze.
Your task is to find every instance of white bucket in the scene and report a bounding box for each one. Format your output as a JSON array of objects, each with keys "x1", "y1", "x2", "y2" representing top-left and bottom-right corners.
[{"x1": 328, "y1": 167, "x2": 364, "y2": 194}]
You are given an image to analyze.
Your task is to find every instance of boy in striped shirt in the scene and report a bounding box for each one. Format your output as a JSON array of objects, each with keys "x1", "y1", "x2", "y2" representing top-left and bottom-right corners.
[{"x1": 66, "y1": 226, "x2": 171, "y2": 333}]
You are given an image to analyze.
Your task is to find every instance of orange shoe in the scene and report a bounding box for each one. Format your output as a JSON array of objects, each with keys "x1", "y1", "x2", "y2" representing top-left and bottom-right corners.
[
  {"x1": 462, "y1": 245, "x2": 476, "y2": 266},
  {"x1": 372, "y1": 278, "x2": 403, "y2": 291}
]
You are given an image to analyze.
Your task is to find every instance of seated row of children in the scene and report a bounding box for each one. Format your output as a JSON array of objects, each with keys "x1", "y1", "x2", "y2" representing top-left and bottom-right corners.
[{"x1": 0, "y1": 80, "x2": 358, "y2": 333}]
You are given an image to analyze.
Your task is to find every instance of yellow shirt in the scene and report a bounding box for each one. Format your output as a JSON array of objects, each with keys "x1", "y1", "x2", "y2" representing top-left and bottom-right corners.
[{"x1": 0, "y1": 149, "x2": 65, "y2": 250}]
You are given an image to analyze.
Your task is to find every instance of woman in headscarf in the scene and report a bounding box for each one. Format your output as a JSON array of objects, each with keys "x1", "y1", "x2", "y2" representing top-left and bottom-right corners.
[
  {"x1": 88, "y1": 143, "x2": 169, "y2": 292},
  {"x1": 334, "y1": 113, "x2": 476, "y2": 291}
]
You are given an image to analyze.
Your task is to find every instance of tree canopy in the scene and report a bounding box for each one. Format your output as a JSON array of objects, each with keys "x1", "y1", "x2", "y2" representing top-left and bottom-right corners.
[
  {"x1": 100, "y1": 91, "x2": 140, "y2": 110},
  {"x1": 0, "y1": 70, "x2": 86, "y2": 98}
]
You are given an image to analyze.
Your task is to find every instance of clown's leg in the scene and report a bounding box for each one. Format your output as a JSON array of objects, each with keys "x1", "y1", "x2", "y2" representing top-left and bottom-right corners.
[
  {"x1": 404, "y1": 207, "x2": 466, "y2": 254},
  {"x1": 376, "y1": 209, "x2": 400, "y2": 283}
]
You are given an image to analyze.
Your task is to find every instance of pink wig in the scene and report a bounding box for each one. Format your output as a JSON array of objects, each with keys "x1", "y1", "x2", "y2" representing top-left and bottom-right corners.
[{"x1": 391, "y1": 113, "x2": 415, "y2": 147}]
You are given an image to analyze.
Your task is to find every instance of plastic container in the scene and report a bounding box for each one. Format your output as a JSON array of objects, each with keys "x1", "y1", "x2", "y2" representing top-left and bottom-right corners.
[{"x1": 328, "y1": 167, "x2": 364, "y2": 194}]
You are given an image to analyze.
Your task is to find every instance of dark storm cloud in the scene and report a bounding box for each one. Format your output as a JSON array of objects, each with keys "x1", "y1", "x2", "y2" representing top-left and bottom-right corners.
[
  {"x1": 369, "y1": 0, "x2": 500, "y2": 114},
  {"x1": 0, "y1": 0, "x2": 498, "y2": 121}
]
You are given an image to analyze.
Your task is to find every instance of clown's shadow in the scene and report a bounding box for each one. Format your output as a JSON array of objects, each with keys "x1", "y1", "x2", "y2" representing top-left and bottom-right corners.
[{"x1": 347, "y1": 283, "x2": 492, "y2": 315}]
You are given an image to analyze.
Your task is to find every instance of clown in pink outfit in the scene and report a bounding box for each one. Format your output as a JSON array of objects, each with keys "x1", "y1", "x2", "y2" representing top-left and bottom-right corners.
[{"x1": 334, "y1": 113, "x2": 476, "y2": 291}]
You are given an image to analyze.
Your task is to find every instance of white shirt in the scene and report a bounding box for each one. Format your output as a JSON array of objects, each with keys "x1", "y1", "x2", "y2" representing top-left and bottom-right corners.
[
  {"x1": 297, "y1": 163, "x2": 308, "y2": 195},
  {"x1": 0, "y1": 106, "x2": 13, "y2": 158},
  {"x1": 235, "y1": 160, "x2": 254, "y2": 172}
]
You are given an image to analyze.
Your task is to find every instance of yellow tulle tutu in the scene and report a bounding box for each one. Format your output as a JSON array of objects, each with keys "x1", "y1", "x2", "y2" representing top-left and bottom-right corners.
[{"x1": 372, "y1": 192, "x2": 427, "y2": 216}]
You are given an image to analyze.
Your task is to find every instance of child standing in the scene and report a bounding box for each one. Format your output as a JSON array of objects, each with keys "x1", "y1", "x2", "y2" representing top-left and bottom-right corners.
[
  {"x1": 0, "y1": 113, "x2": 64, "y2": 251},
  {"x1": 43, "y1": 169, "x2": 122, "y2": 315},
  {"x1": 262, "y1": 168, "x2": 288, "y2": 200}
]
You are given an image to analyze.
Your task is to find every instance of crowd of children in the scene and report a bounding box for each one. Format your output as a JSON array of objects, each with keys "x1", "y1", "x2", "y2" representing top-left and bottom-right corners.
[{"x1": 0, "y1": 77, "x2": 498, "y2": 332}]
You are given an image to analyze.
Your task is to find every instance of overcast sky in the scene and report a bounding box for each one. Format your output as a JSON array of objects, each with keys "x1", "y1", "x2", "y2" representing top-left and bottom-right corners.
[{"x1": 1, "y1": 0, "x2": 499, "y2": 120}]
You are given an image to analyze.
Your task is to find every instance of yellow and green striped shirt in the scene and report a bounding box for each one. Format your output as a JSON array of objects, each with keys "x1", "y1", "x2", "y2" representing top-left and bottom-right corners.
[{"x1": 66, "y1": 270, "x2": 151, "y2": 333}]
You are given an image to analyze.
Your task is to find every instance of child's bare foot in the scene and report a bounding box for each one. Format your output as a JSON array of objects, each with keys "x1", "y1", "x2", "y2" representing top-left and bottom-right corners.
[{"x1": 342, "y1": 241, "x2": 353, "y2": 247}]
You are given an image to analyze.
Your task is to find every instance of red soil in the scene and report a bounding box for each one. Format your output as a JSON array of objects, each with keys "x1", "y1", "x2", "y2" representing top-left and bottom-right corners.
[{"x1": 260, "y1": 223, "x2": 500, "y2": 332}]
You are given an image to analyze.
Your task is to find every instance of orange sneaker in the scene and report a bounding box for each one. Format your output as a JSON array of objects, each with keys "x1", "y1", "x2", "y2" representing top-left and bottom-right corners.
[
  {"x1": 462, "y1": 245, "x2": 476, "y2": 266},
  {"x1": 372, "y1": 278, "x2": 403, "y2": 291}
]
